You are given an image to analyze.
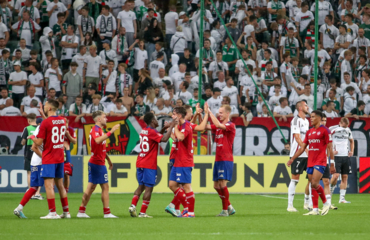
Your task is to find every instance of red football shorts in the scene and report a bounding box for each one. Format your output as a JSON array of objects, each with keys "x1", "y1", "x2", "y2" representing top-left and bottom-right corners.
[{"x1": 64, "y1": 162, "x2": 73, "y2": 176}]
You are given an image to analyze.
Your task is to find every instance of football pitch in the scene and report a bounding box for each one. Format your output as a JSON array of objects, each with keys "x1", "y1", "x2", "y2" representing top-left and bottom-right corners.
[{"x1": 1, "y1": 193, "x2": 369, "y2": 240}]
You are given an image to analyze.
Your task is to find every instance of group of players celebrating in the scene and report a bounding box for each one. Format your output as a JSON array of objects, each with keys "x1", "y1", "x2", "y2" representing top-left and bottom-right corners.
[
  {"x1": 287, "y1": 101, "x2": 354, "y2": 216},
  {"x1": 13, "y1": 100, "x2": 237, "y2": 219}
]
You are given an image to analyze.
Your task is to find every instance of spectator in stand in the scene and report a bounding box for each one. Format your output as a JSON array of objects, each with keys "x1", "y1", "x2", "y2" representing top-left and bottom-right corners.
[
  {"x1": 269, "y1": 77, "x2": 287, "y2": 97},
  {"x1": 117, "y1": 0, "x2": 136, "y2": 47},
  {"x1": 13, "y1": 39, "x2": 31, "y2": 62},
  {"x1": 22, "y1": 99, "x2": 40, "y2": 117},
  {"x1": 150, "y1": 42, "x2": 167, "y2": 65},
  {"x1": 12, "y1": 10, "x2": 41, "y2": 48},
  {"x1": 109, "y1": 98, "x2": 128, "y2": 117},
  {"x1": 273, "y1": 97, "x2": 293, "y2": 122},
  {"x1": 281, "y1": 142, "x2": 290, "y2": 155},
  {"x1": 323, "y1": 100, "x2": 339, "y2": 118},
  {"x1": 345, "y1": 100, "x2": 368, "y2": 119},
  {"x1": 152, "y1": 98, "x2": 170, "y2": 117},
  {"x1": 28, "y1": 62, "x2": 44, "y2": 101},
  {"x1": 344, "y1": 86, "x2": 357, "y2": 115},
  {"x1": 56, "y1": 96, "x2": 68, "y2": 116},
  {"x1": 20, "y1": 85, "x2": 41, "y2": 114},
  {"x1": 60, "y1": 25, "x2": 78, "y2": 71},
  {"x1": 188, "y1": 88, "x2": 205, "y2": 112},
  {"x1": 0, "y1": 99, "x2": 21, "y2": 116},
  {"x1": 298, "y1": 84, "x2": 314, "y2": 109},
  {"x1": 47, "y1": 0, "x2": 68, "y2": 28},
  {"x1": 45, "y1": 58, "x2": 62, "y2": 97},
  {"x1": 259, "y1": 104, "x2": 271, "y2": 117},
  {"x1": 221, "y1": 77, "x2": 240, "y2": 108},
  {"x1": 322, "y1": 89, "x2": 341, "y2": 114},
  {"x1": 131, "y1": 39, "x2": 148, "y2": 81},
  {"x1": 149, "y1": 52, "x2": 165, "y2": 80},
  {"x1": 178, "y1": 48, "x2": 196, "y2": 75},
  {"x1": 62, "y1": 62, "x2": 83, "y2": 107},
  {"x1": 341, "y1": 72, "x2": 363, "y2": 100},
  {"x1": 144, "y1": 18, "x2": 164, "y2": 61},
  {"x1": 208, "y1": 51, "x2": 229, "y2": 82},
  {"x1": 120, "y1": 87, "x2": 134, "y2": 114},
  {"x1": 83, "y1": 83, "x2": 96, "y2": 106},
  {"x1": 101, "y1": 60, "x2": 118, "y2": 97},
  {"x1": 112, "y1": 27, "x2": 128, "y2": 64},
  {"x1": 96, "y1": 5, "x2": 117, "y2": 44},
  {"x1": 136, "y1": 68, "x2": 153, "y2": 95},
  {"x1": 326, "y1": 78, "x2": 344, "y2": 109},
  {"x1": 177, "y1": 81, "x2": 192, "y2": 104},
  {"x1": 68, "y1": 95, "x2": 86, "y2": 122},
  {"x1": 214, "y1": 71, "x2": 227, "y2": 90},
  {"x1": 83, "y1": 45, "x2": 102, "y2": 88},
  {"x1": 99, "y1": 39, "x2": 117, "y2": 70},
  {"x1": 0, "y1": 88, "x2": 9, "y2": 110},
  {"x1": 269, "y1": 85, "x2": 283, "y2": 111},
  {"x1": 170, "y1": 26, "x2": 187, "y2": 58},
  {"x1": 86, "y1": 94, "x2": 107, "y2": 116},
  {"x1": 39, "y1": 27, "x2": 56, "y2": 61},
  {"x1": 131, "y1": 94, "x2": 150, "y2": 120},
  {"x1": 207, "y1": 87, "x2": 222, "y2": 116},
  {"x1": 8, "y1": 61, "x2": 27, "y2": 108},
  {"x1": 202, "y1": 85, "x2": 213, "y2": 101},
  {"x1": 43, "y1": 88, "x2": 57, "y2": 104},
  {"x1": 0, "y1": 49, "x2": 12, "y2": 88}
]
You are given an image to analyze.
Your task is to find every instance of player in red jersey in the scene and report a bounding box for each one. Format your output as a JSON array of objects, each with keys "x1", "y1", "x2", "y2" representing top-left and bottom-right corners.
[
  {"x1": 205, "y1": 104, "x2": 236, "y2": 217},
  {"x1": 77, "y1": 110, "x2": 120, "y2": 218},
  {"x1": 129, "y1": 112, "x2": 176, "y2": 218},
  {"x1": 165, "y1": 105, "x2": 209, "y2": 218},
  {"x1": 31, "y1": 99, "x2": 70, "y2": 219},
  {"x1": 167, "y1": 104, "x2": 208, "y2": 215},
  {"x1": 63, "y1": 118, "x2": 77, "y2": 193},
  {"x1": 288, "y1": 110, "x2": 335, "y2": 216}
]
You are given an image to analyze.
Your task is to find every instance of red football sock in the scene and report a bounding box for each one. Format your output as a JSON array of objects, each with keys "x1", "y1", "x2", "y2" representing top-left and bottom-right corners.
[
  {"x1": 174, "y1": 188, "x2": 188, "y2": 209},
  {"x1": 140, "y1": 200, "x2": 150, "y2": 214},
  {"x1": 131, "y1": 195, "x2": 139, "y2": 206},
  {"x1": 20, "y1": 187, "x2": 37, "y2": 207},
  {"x1": 65, "y1": 187, "x2": 69, "y2": 193},
  {"x1": 47, "y1": 198, "x2": 56, "y2": 212},
  {"x1": 104, "y1": 207, "x2": 111, "y2": 214},
  {"x1": 174, "y1": 199, "x2": 181, "y2": 210},
  {"x1": 61, "y1": 197, "x2": 69, "y2": 213},
  {"x1": 311, "y1": 188, "x2": 319, "y2": 209},
  {"x1": 186, "y1": 192, "x2": 195, "y2": 212},
  {"x1": 222, "y1": 187, "x2": 230, "y2": 210},
  {"x1": 79, "y1": 206, "x2": 86, "y2": 213},
  {"x1": 315, "y1": 185, "x2": 327, "y2": 204}
]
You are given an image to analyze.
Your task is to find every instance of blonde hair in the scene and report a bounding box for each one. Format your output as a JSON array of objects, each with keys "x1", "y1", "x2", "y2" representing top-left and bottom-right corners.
[
  {"x1": 221, "y1": 105, "x2": 231, "y2": 113},
  {"x1": 92, "y1": 94, "x2": 102, "y2": 100},
  {"x1": 139, "y1": 68, "x2": 152, "y2": 81},
  {"x1": 146, "y1": 87, "x2": 156, "y2": 103}
]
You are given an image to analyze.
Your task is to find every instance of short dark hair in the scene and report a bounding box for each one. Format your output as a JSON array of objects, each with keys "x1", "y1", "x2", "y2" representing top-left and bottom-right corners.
[
  {"x1": 47, "y1": 99, "x2": 59, "y2": 110},
  {"x1": 102, "y1": 5, "x2": 110, "y2": 11},
  {"x1": 358, "y1": 100, "x2": 365, "y2": 107},
  {"x1": 312, "y1": 110, "x2": 323, "y2": 118},
  {"x1": 27, "y1": 113, "x2": 36, "y2": 120},
  {"x1": 326, "y1": 100, "x2": 333, "y2": 107},
  {"x1": 173, "y1": 106, "x2": 187, "y2": 118},
  {"x1": 30, "y1": 50, "x2": 38, "y2": 55},
  {"x1": 279, "y1": 97, "x2": 288, "y2": 104},
  {"x1": 144, "y1": 112, "x2": 155, "y2": 125}
]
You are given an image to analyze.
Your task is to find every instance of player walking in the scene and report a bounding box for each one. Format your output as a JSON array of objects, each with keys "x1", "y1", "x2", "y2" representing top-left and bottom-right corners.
[
  {"x1": 288, "y1": 100, "x2": 310, "y2": 212},
  {"x1": 206, "y1": 104, "x2": 236, "y2": 217},
  {"x1": 77, "y1": 110, "x2": 120, "y2": 218},
  {"x1": 14, "y1": 118, "x2": 44, "y2": 218},
  {"x1": 288, "y1": 110, "x2": 335, "y2": 216},
  {"x1": 31, "y1": 99, "x2": 70, "y2": 219},
  {"x1": 165, "y1": 106, "x2": 209, "y2": 218},
  {"x1": 329, "y1": 117, "x2": 354, "y2": 204},
  {"x1": 129, "y1": 112, "x2": 176, "y2": 218}
]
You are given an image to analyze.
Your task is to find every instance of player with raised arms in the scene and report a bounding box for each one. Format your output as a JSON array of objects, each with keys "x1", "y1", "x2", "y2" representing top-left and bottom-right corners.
[
  {"x1": 329, "y1": 117, "x2": 354, "y2": 204},
  {"x1": 288, "y1": 100, "x2": 310, "y2": 212},
  {"x1": 165, "y1": 105, "x2": 209, "y2": 218},
  {"x1": 128, "y1": 112, "x2": 176, "y2": 218},
  {"x1": 288, "y1": 110, "x2": 335, "y2": 216},
  {"x1": 205, "y1": 104, "x2": 236, "y2": 217},
  {"x1": 77, "y1": 110, "x2": 120, "y2": 218},
  {"x1": 14, "y1": 118, "x2": 44, "y2": 218},
  {"x1": 31, "y1": 99, "x2": 70, "y2": 219}
]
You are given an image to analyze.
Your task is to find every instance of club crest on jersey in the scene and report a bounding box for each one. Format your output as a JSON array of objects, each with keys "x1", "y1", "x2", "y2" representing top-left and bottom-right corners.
[{"x1": 317, "y1": 132, "x2": 321, "y2": 136}]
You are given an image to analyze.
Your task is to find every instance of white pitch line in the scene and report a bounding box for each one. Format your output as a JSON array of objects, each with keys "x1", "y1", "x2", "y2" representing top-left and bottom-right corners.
[{"x1": 258, "y1": 195, "x2": 304, "y2": 201}]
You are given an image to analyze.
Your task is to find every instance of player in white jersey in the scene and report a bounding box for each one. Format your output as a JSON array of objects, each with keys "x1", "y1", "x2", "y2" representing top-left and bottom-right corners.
[
  {"x1": 329, "y1": 117, "x2": 354, "y2": 204},
  {"x1": 14, "y1": 119, "x2": 44, "y2": 218},
  {"x1": 287, "y1": 100, "x2": 309, "y2": 212}
]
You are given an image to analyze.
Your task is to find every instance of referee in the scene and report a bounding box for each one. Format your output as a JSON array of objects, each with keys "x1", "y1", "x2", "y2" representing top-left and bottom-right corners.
[{"x1": 21, "y1": 113, "x2": 37, "y2": 189}]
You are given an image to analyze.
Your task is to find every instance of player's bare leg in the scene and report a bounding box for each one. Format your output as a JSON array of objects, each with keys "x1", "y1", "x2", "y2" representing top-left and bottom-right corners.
[
  {"x1": 138, "y1": 187, "x2": 153, "y2": 218},
  {"x1": 101, "y1": 183, "x2": 117, "y2": 218},
  {"x1": 27, "y1": 171, "x2": 31, "y2": 189},
  {"x1": 129, "y1": 185, "x2": 145, "y2": 217},
  {"x1": 182, "y1": 183, "x2": 195, "y2": 217},
  {"x1": 304, "y1": 170, "x2": 330, "y2": 216},
  {"x1": 63, "y1": 175, "x2": 70, "y2": 193},
  {"x1": 330, "y1": 173, "x2": 339, "y2": 197},
  {"x1": 165, "y1": 181, "x2": 188, "y2": 217},
  {"x1": 77, "y1": 183, "x2": 97, "y2": 218},
  {"x1": 339, "y1": 174, "x2": 350, "y2": 203},
  {"x1": 40, "y1": 178, "x2": 60, "y2": 219},
  {"x1": 31, "y1": 186, "x2": 44, "y2": 200},
  {"x1": 287, "y1": 174, "x2": 299, "y2": 212}
]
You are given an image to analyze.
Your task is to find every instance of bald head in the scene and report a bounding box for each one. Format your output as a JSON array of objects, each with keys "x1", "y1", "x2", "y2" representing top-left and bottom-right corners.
[{"x1": 5, "y1": 98, "x2": 13, "y2": 107}]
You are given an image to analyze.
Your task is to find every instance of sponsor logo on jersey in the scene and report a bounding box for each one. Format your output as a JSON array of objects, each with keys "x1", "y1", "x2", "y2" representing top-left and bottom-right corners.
[
  {"x1": 308, "y1": 139, "x2": 320, "y2": 144},
  {"x1": 53, "y1": 144, "x2": 64, "y2": 149}
]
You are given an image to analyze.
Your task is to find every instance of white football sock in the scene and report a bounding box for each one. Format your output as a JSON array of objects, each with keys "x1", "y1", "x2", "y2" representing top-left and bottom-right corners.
[
  {"x1": 17, "y1": 204, "x2": 23, "y2": 210},
  {"x1": 326, "y1": 194, "x2": 331, "y2": 205},
  {"x1": 330, "y1": 184, "x2": 336, "y2": 196},
  {"x1": 340, "y1": 189, "x2": 346, "y2": 200},
  {"x1": 288, "y1": 179, "x2": 299, "y2": 207},
  {"x1": 309, "y1": 183, "x2": 313, "y2": 207}
]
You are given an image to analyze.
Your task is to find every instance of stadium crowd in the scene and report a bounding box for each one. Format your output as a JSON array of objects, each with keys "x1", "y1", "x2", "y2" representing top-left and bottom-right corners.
[{"x1": 0, "y1": 0, "x2": 369, "y2": 126}]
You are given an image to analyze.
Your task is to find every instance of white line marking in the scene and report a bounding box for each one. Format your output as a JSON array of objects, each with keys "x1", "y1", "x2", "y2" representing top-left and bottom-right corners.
[{"x1": 258, "y1": 195, "x2": 304, "y2": 201}]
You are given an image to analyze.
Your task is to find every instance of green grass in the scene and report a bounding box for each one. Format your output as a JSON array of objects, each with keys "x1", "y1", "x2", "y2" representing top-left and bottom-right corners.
[{"x1": 1, "y1": 193, "x2": 370, "y2": 240}]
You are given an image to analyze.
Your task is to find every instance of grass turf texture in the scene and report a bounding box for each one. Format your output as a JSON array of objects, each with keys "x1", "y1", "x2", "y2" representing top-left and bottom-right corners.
[{"x1": 1, "y1": 193, "x2": 369, "y2": 240}]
